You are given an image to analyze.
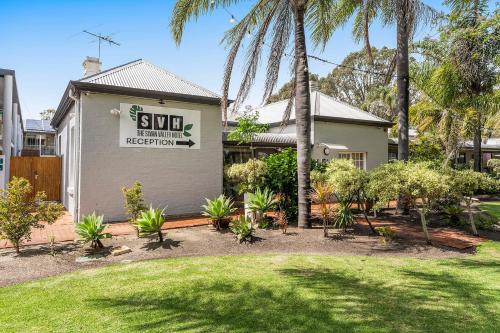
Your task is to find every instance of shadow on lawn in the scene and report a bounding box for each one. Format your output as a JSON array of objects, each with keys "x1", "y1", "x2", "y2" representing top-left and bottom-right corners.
[{"x1": 88, "y1": 260, "x2": 498, "y2": 332}]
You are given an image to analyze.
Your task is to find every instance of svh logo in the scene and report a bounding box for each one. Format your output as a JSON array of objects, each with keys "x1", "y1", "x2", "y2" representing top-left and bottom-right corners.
[{"x1": 137, "y1": 112, "x2": 184, "y2": 131}]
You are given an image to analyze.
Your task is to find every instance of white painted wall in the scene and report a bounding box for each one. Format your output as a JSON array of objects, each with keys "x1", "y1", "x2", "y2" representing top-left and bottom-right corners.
[
  {"x1": 71, "y1": 93, "x2": 223, "y2": 221},
  {"x1": 312, "y1": 121, "x2": 388, "y2": 170}
]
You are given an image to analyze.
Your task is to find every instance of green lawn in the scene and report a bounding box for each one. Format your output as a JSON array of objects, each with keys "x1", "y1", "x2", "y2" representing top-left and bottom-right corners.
[
  {"x1": 1, "y1": 243, "x2": 499, "y2": 333},
  {"x1": 480, "y1": 201, "x2": 500, "y2": 219}
]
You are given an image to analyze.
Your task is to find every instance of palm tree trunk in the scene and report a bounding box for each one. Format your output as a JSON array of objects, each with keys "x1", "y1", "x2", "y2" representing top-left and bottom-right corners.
[
  {"x1": 294, "y1": 2, "x2": 312, "y2": 228},
  {"x1": 158, "y1": 231, "x2": 164, "y2": 243},
  {"x1": 396, "y1": 0, "x2": 410, "y2": 162},
  {"x1": 396, "y1": 0, "x2": 410, "y2": 215},
  {"x1": 473, "y1": 111, "x2": 482, "y2": 171}
]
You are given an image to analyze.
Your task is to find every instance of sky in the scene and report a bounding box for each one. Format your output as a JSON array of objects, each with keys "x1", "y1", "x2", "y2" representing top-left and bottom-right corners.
[{"x1": 1, "y1": 0, "x2": 453, "y2": 120}]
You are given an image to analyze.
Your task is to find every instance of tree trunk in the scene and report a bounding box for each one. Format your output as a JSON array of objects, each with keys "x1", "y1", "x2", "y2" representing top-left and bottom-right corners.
[
  {"x1": 418, "y1": 210, "x2": 432, "y2": 244},
  {"x1": 96, "y1": 239, "x2": 104, "y2": 248},
  {"x1": 473, "y1": 111, "x2": 482, "y2": 172},
  {"x1": 15, "y1": 242, "x2": 20, "y2": 254},
  {"x1": 396, "y1": 0, "x2": 410, "y2": 215},
  {"x1": 158, "y1": 231, "x2": 164, "y2": 243},
  {"x1": 466, "y1": 201, "x2": 479, "y2": 236},
  {"x1": 360, "y1": 200, "x2": 377, "y2": 234},
  {"x1": 294, "y1": 3, "x2": 312, "y2": 228}
]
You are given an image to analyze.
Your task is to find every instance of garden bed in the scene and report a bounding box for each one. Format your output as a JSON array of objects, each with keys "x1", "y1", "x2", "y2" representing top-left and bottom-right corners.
[{"x1": 0, "y1": 221, "x2": 477, "y2": 287}]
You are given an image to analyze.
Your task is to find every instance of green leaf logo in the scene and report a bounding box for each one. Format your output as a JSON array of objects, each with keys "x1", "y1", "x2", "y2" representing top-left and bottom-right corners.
[
  {"x1": 183, "y1": 123, "x2": 193, "y2": 137},
  {"x1": 129, "y1": 105, "x2": 143, "y2": 121}
]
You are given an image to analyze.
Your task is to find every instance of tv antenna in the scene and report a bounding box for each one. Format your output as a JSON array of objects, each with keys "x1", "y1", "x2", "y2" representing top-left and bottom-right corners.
[{"x1": 82, "y1": 30, "x2": 120, "y2": 60}]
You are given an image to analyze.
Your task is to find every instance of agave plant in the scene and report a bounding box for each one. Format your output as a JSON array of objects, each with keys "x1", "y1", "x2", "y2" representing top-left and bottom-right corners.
[
  {"x1": 230, "y1": 215, "x2": 256, "y2": 243},
  {"x1": 247, "y1": 188, "x2": 277, "y2": 223},
  {"x1": 333, "y1": 199, "x2": 355, "y2": 231},
  {"x1": 202, "y1": 195, "x2": 236, "y2": 230},
  {"x1": 136, "y1": 206, "x2": 167, "y2": 242},
  {"x1": 75, "y1": 212, "x2": 112, "y2": 249}
]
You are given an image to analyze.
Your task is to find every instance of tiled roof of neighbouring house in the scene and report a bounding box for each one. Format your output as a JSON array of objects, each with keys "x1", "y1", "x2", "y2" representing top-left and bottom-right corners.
[
  {"x1": 79, "y1": 59, "x2": 220, "y2": 99},
  {"x1": 25, "y1": 119, "x2": 55, "y2": 133}
]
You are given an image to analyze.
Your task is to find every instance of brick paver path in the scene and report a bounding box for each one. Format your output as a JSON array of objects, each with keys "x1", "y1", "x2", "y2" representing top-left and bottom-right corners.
[
  {"x1": 0, "y1": 205, "x2": 485, "y2": 250},
  {"x1": 0, "y1": 212, "x2": 210, "y2": 249}
]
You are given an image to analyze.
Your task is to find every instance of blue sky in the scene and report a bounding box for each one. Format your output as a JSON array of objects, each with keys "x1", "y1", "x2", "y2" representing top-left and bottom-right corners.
[{"x1": 1, "y1": 0, "x2": 452, "y2": 120}]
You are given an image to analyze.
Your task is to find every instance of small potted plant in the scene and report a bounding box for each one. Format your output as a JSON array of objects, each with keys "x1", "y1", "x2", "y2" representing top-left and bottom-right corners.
[{"x1": 202, "y1": 195, "x2": 236, "y2": 230}]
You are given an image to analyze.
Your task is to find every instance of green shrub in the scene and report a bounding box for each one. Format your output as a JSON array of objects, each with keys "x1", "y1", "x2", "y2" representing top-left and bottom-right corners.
[
  {"x1": 0, "y1": 177, "x2": 64, "y2": 253},
  {"x1": 230, "y1": 215, "x2": 256, "y2": 243},
  {"x1": 487, "y1": 159, "x2": 500, "y2": 178},
  {"x1": 225, "y1": 159, "x2": 266, "y2": 194},
  {"x1": 136, "y1": 206, "x2": 167, "y2": 242},
  {"x1": 326, "y1": 159, "x2": 376, "y2": 234},
  {"x1": 247, "y1": 188, "x2": 277, "y2": 221},
  {"x1": 122, "y1": 181, "x2": 146, "y2": 233},
  {"x1": 475, "y1": 213, "x2": 498, "y2": 230},
  {"x1": 375, "y1": 226, "x2": 396, "y2": 242},
  {"x1": 264, "y1": 149, "x2": 298, "y2": 219},
  {"x1": 75, "y1": 212, "x2": 112, "y2": 249},
  {"x1": 310, "y1": 169, "x2": 328, "y2": 185},
  {"x1": 441, "y1": 205, "x2": 465, "y2": 226},
  {"x1": 477, "y1": 174, "x2": 500, "y2": 194},
  {"x1": 202, "y1": 195, "x2": 236, "y2": 230},
  {"x1": 333, "y1": 199, "x2": 355, "y2": 231}
]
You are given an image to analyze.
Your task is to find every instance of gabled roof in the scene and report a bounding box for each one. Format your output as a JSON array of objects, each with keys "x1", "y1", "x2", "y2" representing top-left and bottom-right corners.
[
  {"x1": 25, "y1": 119, "x2": 55, "y2": 133},
  {"x1": 233, "y1": 91, "x2": 393, "y2": 127},
  {"x1": 52, "y1": 59, "x2": 224, "y2": 127},
  {"x1": 79, "y1": 59, "x2": 220, "y2": 99}
]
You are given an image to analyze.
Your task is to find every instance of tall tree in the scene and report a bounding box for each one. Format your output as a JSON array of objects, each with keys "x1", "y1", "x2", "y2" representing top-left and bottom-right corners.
[
  {"x1": 40, "y1": 108, "x2": 56, "y2": 121},
  {"x1": 170, "y1": 0, "x2": 337, "y2": 228},
  {"x1": 329, "y1": 0, "x2": 438, "y2": 160},
  {"x1": 443, "y1": 0, "x2": 499, "y2": 171}
]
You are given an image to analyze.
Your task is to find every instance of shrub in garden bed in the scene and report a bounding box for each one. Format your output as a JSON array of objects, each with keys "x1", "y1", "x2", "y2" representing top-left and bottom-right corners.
[
  {"x1": 231, "y1": 215, "x2": 256, "y2": 243},
  {"x1": 75, "y1": 212, "x2": 112, "y2": 249},
  {"x1": 136, "y1": 206, "x2": 167, "y2": 242},
  {"x1": 122, "y1": 181, "x2": 146, "y2": 235},
  {"x1": 264, "y1": 149, "x2": 298, "y2": 219},
  {"x1": 202, "y1": 195, "x2": 236, "y2": 230},
  {"x1": 0, "y1": 177, "x2": 64, "y2": 254},
  {"x1": 247, "y1": 187, "x2": 277, "y2": 227}
]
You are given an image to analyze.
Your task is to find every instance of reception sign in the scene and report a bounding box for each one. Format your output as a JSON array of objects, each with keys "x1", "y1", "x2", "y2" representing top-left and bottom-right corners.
[{"x1": 119, "y1": 103, "x2": 200, "y2": 149}]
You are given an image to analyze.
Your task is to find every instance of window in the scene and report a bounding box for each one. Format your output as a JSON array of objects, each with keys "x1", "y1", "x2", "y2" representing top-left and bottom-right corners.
[{"x1": 338, "y1": 152, "x2": 366, "y2": 170}]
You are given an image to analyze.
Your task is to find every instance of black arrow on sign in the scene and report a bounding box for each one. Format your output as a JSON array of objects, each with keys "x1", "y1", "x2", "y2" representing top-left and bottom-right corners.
[{"x1": 176, "y1": 139, "x2": 195, "y2": 147}]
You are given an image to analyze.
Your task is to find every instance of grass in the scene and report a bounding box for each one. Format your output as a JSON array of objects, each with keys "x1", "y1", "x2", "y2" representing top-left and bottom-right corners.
[
  {"x1": 1, "y1": 243, "x2": 499, "y2": 333},
  {"x1": 480, "y1": 201, "x2": 500, "y2": 220}
]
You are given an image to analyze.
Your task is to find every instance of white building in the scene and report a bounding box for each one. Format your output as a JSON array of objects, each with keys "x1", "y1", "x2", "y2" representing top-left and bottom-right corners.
[
  {"x1": 225, "y1": 83, "x2": 393, "y2": 169},
  {"x1": 0, "y1": 68, "x2": 24, "y2": 189},
  {"x1": 52, "y1": 58, "x2": 223, "y2": 221}
]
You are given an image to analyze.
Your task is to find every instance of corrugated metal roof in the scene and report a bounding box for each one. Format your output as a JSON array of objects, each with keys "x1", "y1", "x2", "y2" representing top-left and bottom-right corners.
[
  {"x1": 80, "y1": 59, "x2": 220, "y2": 99},
  {"x1": 25, "y1": 119, "x2": 55, "y2": 133},
  {"x1": 239, "y1": 91, "x2": 392, "y2": 125},
  {"x1": 463, "y1": 138, "x2": 500, "y2": 150},
  {"x1": 223, "y1": 132, "x2": 296, "y2": 145}
]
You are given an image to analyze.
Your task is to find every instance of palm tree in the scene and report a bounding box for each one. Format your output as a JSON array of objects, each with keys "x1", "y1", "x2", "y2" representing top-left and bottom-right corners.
[
  {"x1": 329, "y1": 0, "x2": 438, "y2": 161},
  {"x1": 170, "y1": 0, "x2": 336, "y2": 228}
]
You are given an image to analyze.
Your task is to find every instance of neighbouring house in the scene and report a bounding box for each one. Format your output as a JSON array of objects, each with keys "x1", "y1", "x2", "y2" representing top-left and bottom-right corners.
[
  {"x1": 52, "y1": 57, "x2": 223, "y2": 221},
  {"x1": 0, "y1": 68, "x2": 24, "y2": 189},
  {"x1": 22, "y1": 119, "x2": 56, "y2": 156},
  {"x1": 388, "y1": 136, "x2": 500, "y2": 169},
  {"x1": 224, "y1": 82, "x2": 393, "y2": 169}
]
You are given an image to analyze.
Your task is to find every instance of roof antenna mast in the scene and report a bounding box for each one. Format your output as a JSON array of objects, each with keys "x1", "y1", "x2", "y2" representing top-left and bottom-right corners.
[{"x1": 82, "y1": 30, "x2": 120, "y2": 60}]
